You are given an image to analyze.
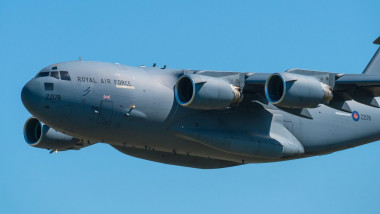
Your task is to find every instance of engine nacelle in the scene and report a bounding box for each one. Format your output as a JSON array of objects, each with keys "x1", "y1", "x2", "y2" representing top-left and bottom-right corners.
[
  {"x1": 23, "y1": 117, "x2": 92, "y2": 151},
  {"x1": 175, "y1": 74, "x2": 242, "y2": 110},
  {"x1": 265, "y1": 72, "x2": 333, "y2": 108}
]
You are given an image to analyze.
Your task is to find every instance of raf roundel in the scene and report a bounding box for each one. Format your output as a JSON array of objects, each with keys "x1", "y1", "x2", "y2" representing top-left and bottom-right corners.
[{"x1": 352, "y1": 111, "x2": 360, "y2": 121}]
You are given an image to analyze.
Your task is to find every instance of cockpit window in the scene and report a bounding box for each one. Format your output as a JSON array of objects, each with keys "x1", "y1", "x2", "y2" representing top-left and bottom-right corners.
[
  {"x1": 50, "y1": 71, "x2": 59, "y2": 79},
  {"x1": 35, "y1": 72, "x2": 49, "y2": 78},
  {"x1": 60, "y1": 71, "x2": 71, "y2": 81}
]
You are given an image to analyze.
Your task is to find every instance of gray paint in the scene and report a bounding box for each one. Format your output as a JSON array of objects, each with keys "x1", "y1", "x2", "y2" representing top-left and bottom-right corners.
[{"x1": 20, "y1": 41, "x2": 380, "y2": 168}]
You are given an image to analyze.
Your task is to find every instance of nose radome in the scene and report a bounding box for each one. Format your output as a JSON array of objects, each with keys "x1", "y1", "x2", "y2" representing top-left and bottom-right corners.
[
  {"x1": 21, "y1": 80, "x2": 42, "y2": 115},
  {"x1": 21, "y1": 83, "x2": 32, "y2": 109}
]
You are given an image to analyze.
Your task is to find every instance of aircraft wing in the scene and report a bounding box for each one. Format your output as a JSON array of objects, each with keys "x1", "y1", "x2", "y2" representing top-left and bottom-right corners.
[
  {"x1": 243, "y1": 71, "x2": 380, "y2": 116},
  {"x1": 174, "y1": 37, "x2": 380, "y2": 118},
  {"x1": 335, "y1": 74, "x2": 380, "y2": 86},
  {"x1": 244, "y1": 36, "x2": 380, "y2": 110},
  {"x1": 245, "y1": 72, "x2": 380, "y2": 93},
  {"x1": 244, "y1": 73, "x2": 272, "y2": 85},
  {"x1": 335, "y1": 74, "x2": 380, "y2": 97}
]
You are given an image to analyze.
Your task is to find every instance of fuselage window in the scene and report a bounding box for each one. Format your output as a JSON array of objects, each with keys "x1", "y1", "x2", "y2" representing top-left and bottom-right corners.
[
  {"x1": 35, "y1": 72, "x2": 49, "y2": 78},
  {"x1": 50, "y1": 71, "x2": 59, "y2": 79},
  {"x1": 60, "y1": 71, "x2": 71, "y2": 81},
  {"x1": 44, "y1": 83, "x2": 54, "y2": 91}
]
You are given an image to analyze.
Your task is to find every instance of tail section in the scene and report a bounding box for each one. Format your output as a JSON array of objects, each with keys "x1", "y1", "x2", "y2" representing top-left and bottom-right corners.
[{"x1": 363, "y1": 37, "x2": 380, "y2": 74}]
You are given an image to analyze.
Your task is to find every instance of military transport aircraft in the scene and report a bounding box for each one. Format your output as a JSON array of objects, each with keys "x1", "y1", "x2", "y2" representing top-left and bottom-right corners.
[{"x1": 21, "y1": 37, "x2": 380, "y2": 169}]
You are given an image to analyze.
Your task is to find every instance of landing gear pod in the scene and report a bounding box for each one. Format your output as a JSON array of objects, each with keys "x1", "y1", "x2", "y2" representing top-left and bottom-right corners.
[
  {"x1": 175, "y1": 74, "x2": 242, "y2": 110},
  {"x1": 265, "y1": 72, "x2": 333, "y2": 108}
]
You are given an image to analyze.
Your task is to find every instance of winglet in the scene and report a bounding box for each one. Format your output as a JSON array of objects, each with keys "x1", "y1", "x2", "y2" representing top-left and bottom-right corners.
[{"x1": 374, "y1": 36, "x2": 380, "y2": 45}]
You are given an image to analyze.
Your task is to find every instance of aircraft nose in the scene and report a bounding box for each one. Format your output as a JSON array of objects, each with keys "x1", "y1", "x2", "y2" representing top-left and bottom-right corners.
[{"x1": 21, "y1": 80, "x2": 42, "y2": 114}]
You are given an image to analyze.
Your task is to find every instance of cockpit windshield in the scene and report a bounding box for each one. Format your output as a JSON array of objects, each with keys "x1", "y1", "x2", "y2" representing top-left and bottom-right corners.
[
  {"x1": 60, "y1": 71, "x2": 71, "y2": 81},
  {"x1": 35, "y1": 71, "x2": 71, "y2": 81},
  {"x1": 35, "y1": 72, "x2": 49, "y2": 78},
  {"x1": 50, "y1": 71, "x2": 59, "y2": 79}
]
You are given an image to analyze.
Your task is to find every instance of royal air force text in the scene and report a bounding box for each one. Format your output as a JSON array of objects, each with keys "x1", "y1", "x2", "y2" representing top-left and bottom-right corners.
[{"x1": 77, "y1": 77, "x2": 132, "y2": 87}]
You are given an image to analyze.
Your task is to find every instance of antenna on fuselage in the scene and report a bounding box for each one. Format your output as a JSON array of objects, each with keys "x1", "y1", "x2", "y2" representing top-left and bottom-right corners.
[
  {"x1": 153, "y1": 63, "x2": 157, "y2": 67},
  {"x1": 79, "y1": 56, "x2": 82, "y2": 61},
  {"x1": 161, "y1": 65, "x2": 166, "y2": 69}
]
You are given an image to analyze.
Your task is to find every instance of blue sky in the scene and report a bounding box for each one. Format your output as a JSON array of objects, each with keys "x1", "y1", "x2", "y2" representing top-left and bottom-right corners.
[{"x1": 1, "y1": 1, "x2": 380, "y2": 213}]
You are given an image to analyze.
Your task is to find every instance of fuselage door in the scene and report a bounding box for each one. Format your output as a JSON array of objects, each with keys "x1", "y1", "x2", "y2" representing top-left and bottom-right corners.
[{"x1": 98, "y1": 100, "x2": 113, "y2": 126}]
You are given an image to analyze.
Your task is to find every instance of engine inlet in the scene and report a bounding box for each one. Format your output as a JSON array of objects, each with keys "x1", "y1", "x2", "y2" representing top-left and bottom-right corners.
[{"x1": 24, "y1": 117, "x2": 42, "y2": 144}]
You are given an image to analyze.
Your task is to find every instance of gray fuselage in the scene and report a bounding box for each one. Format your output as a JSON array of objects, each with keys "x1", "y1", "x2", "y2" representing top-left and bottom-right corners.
[{"x1": 21, "y1": 61, "x2": 380, "y2": 168}]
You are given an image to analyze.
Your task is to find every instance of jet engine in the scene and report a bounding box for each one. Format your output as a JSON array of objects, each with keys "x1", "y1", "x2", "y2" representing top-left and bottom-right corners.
[
  {"x1": 175, "y1": 74, "x2": 242, "y2": 110},
  {"x1": 23, "y1": 117, "x2": 92, "y2": 151},
  {"x1": 265, "y1": 72, "x2": 333, "y2": 108}
]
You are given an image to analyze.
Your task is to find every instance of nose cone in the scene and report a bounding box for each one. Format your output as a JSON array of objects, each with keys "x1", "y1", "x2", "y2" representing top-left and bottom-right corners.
[{"x1": 21, "y1": 80, "x2": 42, "y2": 115}]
